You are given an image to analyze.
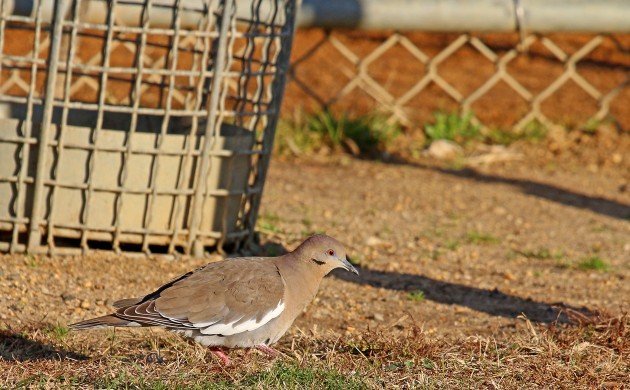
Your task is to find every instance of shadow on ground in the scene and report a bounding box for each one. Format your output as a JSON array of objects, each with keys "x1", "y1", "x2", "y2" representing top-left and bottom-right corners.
[
  {"x1": 258, "y1": 242, "x2": 596, "y2": 323},
  {"x1": 332, "y1": 267, "x2": 595, "y2": 324},
  {"x1": 388, "y1": 158, "x2": 630, "y2": 221},
  {"x1": 254, "y1": 241, "x2": 594, "y2": 324},
  {"x1": 0, "y1": 329, "x2": 87, "y2": 361}
]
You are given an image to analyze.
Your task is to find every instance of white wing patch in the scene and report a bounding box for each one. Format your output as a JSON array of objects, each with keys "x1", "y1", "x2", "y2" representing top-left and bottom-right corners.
[{"x1": 197, "y1": 301, "x2": 285, "y2": 336}]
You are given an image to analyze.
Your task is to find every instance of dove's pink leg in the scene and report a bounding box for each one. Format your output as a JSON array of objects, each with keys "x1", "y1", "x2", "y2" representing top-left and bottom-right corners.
[
  {"x1": 208, "y1": 347, "x2": 231, "y2": 365},
  {"x1": 255, "y1": 344, "x2": 280, "y2": 357}
]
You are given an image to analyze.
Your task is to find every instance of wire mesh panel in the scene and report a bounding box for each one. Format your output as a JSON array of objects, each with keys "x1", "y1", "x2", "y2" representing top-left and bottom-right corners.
[
  {"x1": 0, "y1": 0, "x2": 297, "y2": 257},
  {"x1": 285, "y1": 30, "x2": 629, "y2": 132}
]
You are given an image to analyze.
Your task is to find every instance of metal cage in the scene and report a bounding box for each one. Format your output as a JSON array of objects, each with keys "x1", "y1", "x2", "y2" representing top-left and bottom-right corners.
[{"x1": 0, "y1": 0, "x2": 297, "y2": 257}]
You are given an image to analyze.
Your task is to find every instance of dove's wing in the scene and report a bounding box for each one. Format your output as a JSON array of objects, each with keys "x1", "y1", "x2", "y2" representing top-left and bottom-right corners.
[{"x1": 112, "y1": 258, "x2": 286, "y2": 336}]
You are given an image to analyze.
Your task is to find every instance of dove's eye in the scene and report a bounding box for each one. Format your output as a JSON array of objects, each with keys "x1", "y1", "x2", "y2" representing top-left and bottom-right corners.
[{"x1": 327, "y1": 249, "x2": 335, "y2": 256}]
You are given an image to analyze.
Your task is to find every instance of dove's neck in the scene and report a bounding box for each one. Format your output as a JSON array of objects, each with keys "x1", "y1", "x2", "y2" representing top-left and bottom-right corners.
[{"x1": 275, "y1": 256, "x2": 324, "y2": 310}]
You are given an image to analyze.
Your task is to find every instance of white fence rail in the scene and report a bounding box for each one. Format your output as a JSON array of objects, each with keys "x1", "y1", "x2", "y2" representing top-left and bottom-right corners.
[{"x1": 284, "y1": 1, "x2": 629, "y2": 132}]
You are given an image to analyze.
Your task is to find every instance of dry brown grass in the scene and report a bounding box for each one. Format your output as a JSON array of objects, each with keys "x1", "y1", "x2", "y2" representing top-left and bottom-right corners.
[
  {"x1": 2, "y1": 145, "x2": 628, "y2": 388},
  {"x1": 1, "y1": 311, "x2": 627, "y2": 388}
]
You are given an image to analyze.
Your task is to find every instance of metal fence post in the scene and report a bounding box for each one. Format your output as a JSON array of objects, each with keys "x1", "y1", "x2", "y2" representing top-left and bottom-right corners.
[
  {"x1": 27, "y1": 0, "x2": 68, "y2": 252},
  {"x1": 245, "y1": 0, "x2": 298, "y2": 248},
  {"x1": 188, "y1": 0, "x2": 234, "y2": 257}
]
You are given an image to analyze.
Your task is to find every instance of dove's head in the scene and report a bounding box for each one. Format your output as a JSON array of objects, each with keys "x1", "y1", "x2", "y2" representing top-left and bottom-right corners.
[{"x1": 294, "y1": 234, "x2": 359, "y2": 276}]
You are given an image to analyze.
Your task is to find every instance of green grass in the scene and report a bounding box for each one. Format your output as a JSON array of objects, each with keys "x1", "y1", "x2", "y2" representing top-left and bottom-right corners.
[
  {"x1": 517, "y1": 248, "x2": 565, "y2": 260},
  {"x1": 46, "y1": 324, "x2": 70, "y2": 340},
  {"x1": 429, "y1": 249, "x2": 443, "y2": 261},
  {"x1": 485, "y1": 120, "x2": 547, "y2": 145},
  {"x1": 301, "y1": 229, "x2": 326, "y2": 238},
  {"x1": 444, "y1": 239, "x2": 461, "y2": 251},
  {"x1": 517, "y1": 247, "x2": 571, "y2": 270},
  {"x1": 257, "y1": 212, "x2": 282, "y2": 234},
  {"x1": 407, "y1": 290, "x2": 425, "y2": 302},
  {"x1": 423, "y1": 227, "x2": 446, "y2": 239},
  {"x1": 275, "y1": 110, "x2": 401, "y2": 157},
  {"x1": 422, "y1": 358, "x2": 436, "y2": 370},
  {"x1": 260, "y1": 212, "x2": 280, "y2": 223},
  {"x1": 1, "y1": 313, "x2": 628, "y2": 388},
  {"x1": 25, "y1": 255, "x2": 39, "y2": 269},
  {"x1": 385, "y1": 359, "x2": 416, "y2": 371},
  {"x1": 580, "y1": 117, "x2": 614, "y2": 134},
  {"x1": 276, "y1": 110, "x2": 550, "y2": 158},
  {"x1": 424, "y1": 112, "x2": 548, "y2": 147},
  {"x1": 466, "y1": 231, "x2": 500, "y2": 245},
  {"x1": 446, "y1": 156, "x2": 467, "y2": 170},
  {"x1": 93, "y1": 373, "x2": 174, "y2": 390},
  {"x1": 576, "y1": 256, "x2": 610, "y2": 272},
  {"x1": 240, "y1": 362, "x2": 367, "y2": 389},
  {"x1": 591, "y1": 224, "x2": 611, "y2": 233},
  {"x1": 347, "y1": 255, "x2": 364, "y2": 267},
  {"x1": 301, "y1": 217, "x2": 312, "y2": 228},
  {"x1": 16, "y1": 364, "x2": 366, "y2": 390},
  {"x1": 424, "y1": 111, "x2": 481, "y2": 145},
  {"x1": 88, "y1": 363, "x2": 366, "y2": 389},
  {"x1": 300, "y1": 217, "x2": 327, "y2": 237}
]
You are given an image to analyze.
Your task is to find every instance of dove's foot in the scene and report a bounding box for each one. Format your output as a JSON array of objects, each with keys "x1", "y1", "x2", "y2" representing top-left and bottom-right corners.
[
  {"x1": 255, "y1": 344, "x2": 280, "y2": 358},
  {"x1": 208, "y1": 347, "x2": 231, "y2": 365}
]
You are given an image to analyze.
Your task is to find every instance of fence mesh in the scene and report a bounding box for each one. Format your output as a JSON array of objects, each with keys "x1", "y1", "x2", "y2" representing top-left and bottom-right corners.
[
  {"x1": 284, "y1": 29, "x2": 629, "y2": 132},
  {"x1": 0, "y1": 0, "x2": 296, "y2": 257}
]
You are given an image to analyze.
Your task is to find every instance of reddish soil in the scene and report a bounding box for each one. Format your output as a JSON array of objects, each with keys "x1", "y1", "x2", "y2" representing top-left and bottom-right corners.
[
  {"x1": 285, "y1": 29, "x2": 630, "y2": 130},
  {"x1": 1, "y1": 151, "x2": 628, "y2": 337},
  {"x1": 0, "y1": 24, "x2": 628, "y2": 389},
  {"x1": 2, "y1": 27, "x2": 627, "y2": 130},
  {"x1": 0, "y1": 146, "x2": 628, "y2": 387}
]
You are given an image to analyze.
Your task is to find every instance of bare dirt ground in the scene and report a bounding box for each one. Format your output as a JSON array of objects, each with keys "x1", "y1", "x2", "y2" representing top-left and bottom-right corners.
[
  {"x1": 1, "y1": 24, "x2": 628, "y2": 388},
  {"x1": 266, "y1": 154, "x2": 629, "y2": 333},
  {"x1": 1, "y1": 142, "x2": 628, "y2": 387}
]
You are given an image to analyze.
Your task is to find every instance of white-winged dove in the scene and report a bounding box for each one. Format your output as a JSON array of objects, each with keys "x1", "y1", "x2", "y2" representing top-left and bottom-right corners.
[{"x1": 70, "y1": 234, "x2": 358, "y2": 364}]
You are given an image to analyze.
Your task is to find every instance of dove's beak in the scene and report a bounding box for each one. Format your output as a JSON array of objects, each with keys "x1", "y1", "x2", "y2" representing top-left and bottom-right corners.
[{"x1": 341, "y1": 256, "x2": 359, "y2": 275}]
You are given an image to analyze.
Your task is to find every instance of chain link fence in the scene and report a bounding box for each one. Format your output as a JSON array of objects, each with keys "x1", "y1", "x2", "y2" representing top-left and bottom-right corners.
[{"x1": 284, "y1": 29, "x2": 629, "y2": 132}]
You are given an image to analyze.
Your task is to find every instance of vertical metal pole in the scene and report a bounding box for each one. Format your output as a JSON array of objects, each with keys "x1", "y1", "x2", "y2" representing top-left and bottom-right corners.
[
  {"x1": 113, "y1": 0, "x2": 154, "y2": 254},
  {"x1": 27, "y1": 0, "x2": 67, "y2": 252},
  {"x1": 167, "y1": 0, "x2": 215, "y2": 255},
  {"x1": 187, "y1": 0, "x2": 234, "y2": 257},
  {"x1": 46, "y1": 0, "x2": 81, "y2": 254},
  {"x1": 245, "y1": 0, "x2": 297, "y2": 247}
]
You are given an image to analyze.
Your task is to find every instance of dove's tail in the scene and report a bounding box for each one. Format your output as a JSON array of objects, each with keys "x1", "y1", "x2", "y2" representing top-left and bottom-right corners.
[{"x1": 69, "y1": 315, "x2": 139, "y2": 330}]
